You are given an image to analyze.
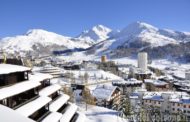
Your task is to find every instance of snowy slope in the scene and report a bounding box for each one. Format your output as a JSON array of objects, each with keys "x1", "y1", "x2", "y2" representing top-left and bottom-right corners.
[
  {"x1": 87, "y1": 21, "x2": 190, "y2": 56},
  {"x1": 1, "y1": 22, "x2": 190, "y2": 59},
  {"x1": 0, "y1": 29, "x2": 90, "y2": 53},
  {"x1": 107, "y1": 21, "x2": 182, "y2": 48},
  {"x1": 77, "y1": 25, "x2": 112, "y2": 44},
  {"x1": 84, "y1": 105, "x2": 127, "y2": 122}
]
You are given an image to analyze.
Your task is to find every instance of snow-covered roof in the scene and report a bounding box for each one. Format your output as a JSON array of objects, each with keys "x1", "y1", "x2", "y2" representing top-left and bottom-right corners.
[
  {"x1": 142, "y1": 91, "x2": 190, "y2": 103},
  {"x1": 0, "y1": 104, "x2": 35, "y2": 122},
  {"x1": 75, "y1": 112, "x2": 86, "y2": 122},
  {"x1": 60, "y1": 103, "x2": 78, "y2": 122},
  {"x1": 112, "y1": 78, "x2": 142, "y2": 85},
  {"x1": 16, "y1": 96, "x2": 52, "y2": 117},
  {"x1": 143, "y1": 92, "x2": 164, "y2": 101},
  {"x1": 0, "y1": 80, "x2": 41, "y2": 100},
  {"x1": 49, "y1": 94, "x2": 70, "y2": 112},
  {"x1": 144, "y1": 95, "x2": 163, "y2": 101},
  {"x1": 144, "y1": 79, "x2": 168, "y2": 86},
  {"x1": 29, "y1": 73, "x2": 53, "y2": 81},
  {"x1": 39, "y1": 84, "x2": 61, "y2": 96},
  {"x1": 169, "y1": 93, "x2": 190, "y2": 104},
  {"x1": 0, "y1": 73, "x2": 53, "y2": 100},
  {"x1": 93, "y1": 84, "x2": 118, "y2": 101},
  {"x1": 41, "y1": 112, "x2": 62, "y2": 122},
  {"x1": 0, "y1": 64, "x2": 31, "y2": 75},
  {"x1": 129, "y1": 93, "x2": 139, "y2": 99}
]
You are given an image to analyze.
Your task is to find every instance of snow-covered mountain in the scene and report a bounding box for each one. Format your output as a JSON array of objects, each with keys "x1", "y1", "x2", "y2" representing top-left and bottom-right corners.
[
  {"x1": 1, "y1": 21, "x2": 190, "y2": 60},
  {"x1": 77, "y1": 25, "x2": 112, "y2": 44},
  {"x1": 0, "y1": 29, "x2": 91, "y2": 54},
  {"x1": 87, "y1": 22, "x2": 190, "y2": 53}
]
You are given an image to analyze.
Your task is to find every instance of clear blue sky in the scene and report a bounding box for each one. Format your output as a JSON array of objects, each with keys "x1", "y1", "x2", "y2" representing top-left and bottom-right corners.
[{"x1": 0, "y1": 0, "x2": 190, "y2": 38}]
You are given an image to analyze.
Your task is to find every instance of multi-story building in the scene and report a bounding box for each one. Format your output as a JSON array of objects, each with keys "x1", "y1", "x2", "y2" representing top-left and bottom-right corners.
[
  {"x1": 0, "y1": 64, "x2": 85, "y2": 122},
  {"x1": 38, "y1": 65, "x2": 64, "y2": 78},
  {"x1": 144, "y1": 79, "x2": 170, "y2": 91},
  {"x1": 112, "y1": 78, "x2": 142, "y2": 95},
  {"x1": 138, "y1": 52, "x2": 148, "y2": 72},
  {"x1": 141, "y1": 91, "x2": 190, "y2": 118}
]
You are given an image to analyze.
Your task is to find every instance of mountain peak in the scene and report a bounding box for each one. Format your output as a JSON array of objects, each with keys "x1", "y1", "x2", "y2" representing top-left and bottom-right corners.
[
  {"x1": 118, "y1": 21, "x2": 158, "y2": 36},
  {"x1": 131, "y1": 21, "x2": 158, "y2": 30},
  {"x1": 91, "y1": 25, "x2": 111, "y2": 33},
  {"x1": 26, "y1": 29, "x2": 55, "y2": 36},
  {"x1": 77, "y1": 24, "x2": 112, "y2": 43}
]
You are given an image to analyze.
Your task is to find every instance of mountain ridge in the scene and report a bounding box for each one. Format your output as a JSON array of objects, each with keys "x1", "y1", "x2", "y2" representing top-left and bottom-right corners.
[{"x1": 1, "y1": 21, "x2": 190, "y2": 61}]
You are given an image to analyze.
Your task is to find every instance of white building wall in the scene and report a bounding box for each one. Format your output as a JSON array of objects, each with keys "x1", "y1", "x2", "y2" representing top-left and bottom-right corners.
[
  {"x1": 185, "y1": 72, "x2": 190, "y2": 80},
  {"x1": 138, "y1": 52, "x2": 148, "y2": 72}
]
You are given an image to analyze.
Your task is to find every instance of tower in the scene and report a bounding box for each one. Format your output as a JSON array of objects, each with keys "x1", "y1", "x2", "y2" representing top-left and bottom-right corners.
[
  {"x1": 138, "y1": 52, "x2": 148, "y2": 72},
  {"x1": 101, "y1": 55, "x2": 107, "y2": 63}
]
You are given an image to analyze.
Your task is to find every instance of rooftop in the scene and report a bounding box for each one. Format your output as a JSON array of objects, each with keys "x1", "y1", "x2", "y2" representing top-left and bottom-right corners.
[
  {"x1": 144, "y1": 79, "x2": 168, "y2": 86},
  {"x1": 0, "y1": 64, "x2": 31, "y2": 75},
  {"x1": 92, "y1": 84, "x2": 118, "y2": 101},
  {"x1": 39, "y1": 84, "x2": 61, "y2": 97},
  {"x1": 0, "y1": 104, "x2": 35, "y2": 122},
  {"x1": 15, "y1": 96, "x2": 52, "y2": 117}
]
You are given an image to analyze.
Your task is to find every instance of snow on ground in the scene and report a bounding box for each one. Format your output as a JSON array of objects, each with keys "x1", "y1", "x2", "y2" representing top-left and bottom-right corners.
[
  {"x1": 149, "y1": 59, "x2": 190, "y2": 79},
  {"x1": 56, "y1": 52, "x2": 97, "y2": 62},
  {"x1": 112, "y1": 57, "x2": 137, "y2": 66},
  {"x1": 111, "y1": 58, "x2": 190, "y2": 80},
  {"x1": 67, "y1": 69, "x2": 123, "y2": 91},
  {"x1": 77, "y1": 104, "x2": 127, "y2": 122}
]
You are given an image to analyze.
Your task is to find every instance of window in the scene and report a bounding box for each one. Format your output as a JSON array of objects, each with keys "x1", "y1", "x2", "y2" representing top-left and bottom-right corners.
[
  {"x1": 172, "y1": 108, "x2": 175, "y2": 111},
  {"x1": 158, "y1": 101, "x2": 160, "y2": 104},
  {"x1": 184, "y1": 105, "x2": 186, "y2": 108},
  {"x1": 149, "y1": 100, "x2": 151, "y2": 103},
  {"x1": 184, "y1": 110, "x2": 186, "y2": 113},
  {"x1": 173, "y1": 103, "x2": 175, "y2": 106},
  {"x1": 178, "y1": 103, "x2": 180, "y2": 106}
]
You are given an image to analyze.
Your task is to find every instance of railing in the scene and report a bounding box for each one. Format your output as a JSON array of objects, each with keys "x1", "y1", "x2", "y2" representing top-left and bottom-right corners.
[
  {"x1": 70, "y1": 113, "x2": 79, "y2": 122},
  {"x1": 13, "y1": 95, "x2": 39, "y2": 110},
  {"x1": 58, "y1": 103, "x2": 69, "y2": 114},
  {"x1": 49, "y1": 95, "x2": 62, "y2": 104},
  {"x1": 36, "y1": 111, "x2": 51, "y2": 122}
]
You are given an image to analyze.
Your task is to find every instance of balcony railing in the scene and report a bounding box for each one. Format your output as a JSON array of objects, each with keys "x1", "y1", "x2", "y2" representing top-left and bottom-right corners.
[{"x1": 13, "y1": 95, "x2": 39, "y2": 110}]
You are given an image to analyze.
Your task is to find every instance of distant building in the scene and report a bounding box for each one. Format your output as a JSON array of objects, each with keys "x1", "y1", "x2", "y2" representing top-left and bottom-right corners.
[
  {"x1": 0, "y1": 64, "x2": 85, "y2": 122},
  {"x1": 112, "y1": 78, "x2": 142, "y2": 95},
  {"x1": 101, "y1": 55, "x2": 107, "y2": 63},
  {"x1": 92, "y1": 84, "x2": 121, "y2": 108},
  {"x1": 129, "y1": 67, "x2": 152, "y2": 82},
  {"x1": 144, "y1": 79, "x2": 170, "y2": 91},
  {"x1": 185, "y1": 72, "x2": 190, "y2": 80},
  {"x1": 39, "y1": 65, "x2": 64, "y2": 78},
  {"x1": 138, "y1": 52, "x2": 148, "y2": 72},
  {"x1": 142, "y1": 92, "x2": 190, "y2": 118},
  {"x1": 98, "y1": 61, "x2": 119, "y2": 75}
]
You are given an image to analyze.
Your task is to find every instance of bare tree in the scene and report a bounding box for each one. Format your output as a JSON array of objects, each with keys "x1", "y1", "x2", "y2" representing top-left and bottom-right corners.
[
  {"x1": 84, "y1": 72, "x2": 89, "y2": 85},
  {"x1": 82, "y1": 87, "x2": 96, "y2": 111},
  {"x1": 62, "y1": 86, "x2": 74, "y2": 102}
]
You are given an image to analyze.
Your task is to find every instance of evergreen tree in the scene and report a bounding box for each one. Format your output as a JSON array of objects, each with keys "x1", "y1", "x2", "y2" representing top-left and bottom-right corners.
[{"x1": 117, "y1": 96, "x2": 133, "y2": 118}]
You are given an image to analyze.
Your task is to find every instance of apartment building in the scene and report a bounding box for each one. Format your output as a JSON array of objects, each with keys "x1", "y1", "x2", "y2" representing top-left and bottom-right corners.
[{"x1": 0, "y1": 64, "x2": 85, "y2": 122}]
